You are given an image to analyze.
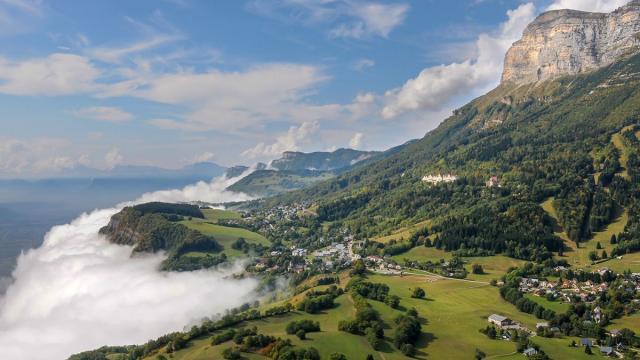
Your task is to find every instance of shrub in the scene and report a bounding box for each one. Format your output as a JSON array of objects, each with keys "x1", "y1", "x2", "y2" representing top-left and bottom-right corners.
[{"x1": 411, "y1": 287, "x2": 425, "y2": 299}]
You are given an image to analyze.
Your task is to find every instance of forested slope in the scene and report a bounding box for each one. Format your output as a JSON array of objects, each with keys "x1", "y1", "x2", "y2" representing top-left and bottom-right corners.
[{"x1": 263, "y1": 53, "x2": 640, "y2": 259}]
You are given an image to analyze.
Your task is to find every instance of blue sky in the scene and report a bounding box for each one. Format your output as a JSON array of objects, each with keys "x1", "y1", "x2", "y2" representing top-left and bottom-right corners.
[{"x1": 0, "y1": 0, "x2": 631, "y2": 177}]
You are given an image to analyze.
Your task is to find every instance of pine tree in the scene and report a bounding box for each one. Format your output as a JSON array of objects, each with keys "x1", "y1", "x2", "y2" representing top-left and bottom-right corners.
[{"x1": 584, "y1": 344, "x2": 592, "y2": 354}]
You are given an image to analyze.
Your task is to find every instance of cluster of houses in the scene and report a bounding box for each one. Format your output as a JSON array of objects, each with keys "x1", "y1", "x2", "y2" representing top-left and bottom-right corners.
[
  {"x1": 364, "y1": 255, "x2": 403, "y2": 274},
  {"x1": 311, "y1": 237, "x2": 356, "y2": 270},
  {"x1": 519, "y1": 275, "x2": 611, "y2": 305},
  {"x1": 421, "y1": 173, "x2": 458, "y2": 184},
  {"x1": 487, "y1": 313, "x2": 625, "y2": 357}
]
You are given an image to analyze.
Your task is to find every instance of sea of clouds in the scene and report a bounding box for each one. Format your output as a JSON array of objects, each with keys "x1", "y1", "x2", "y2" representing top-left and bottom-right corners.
[{"x1": 0, "y1": 170, "x2": 260, "y2": 359}]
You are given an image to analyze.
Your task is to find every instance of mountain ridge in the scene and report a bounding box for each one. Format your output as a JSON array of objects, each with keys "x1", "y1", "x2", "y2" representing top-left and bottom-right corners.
[{"x1": 502, "y1": 0, "x2": 640, "y2": 85}]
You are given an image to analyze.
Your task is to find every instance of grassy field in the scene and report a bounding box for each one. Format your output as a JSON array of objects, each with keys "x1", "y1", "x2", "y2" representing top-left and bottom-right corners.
[
  {"x1": 202, "y1": 208, "x2": 243, "y2": 221},
  {"x1": 523, "y1": 294, "x2": 570, "y2": 314},
  {"x1": 145, "y1": 295, "x2": 382, "y2": 360},
  {"x1": 141, "y1": 271, "x2": 601, "y2": 360},
  {"x1": 541, "y1": 197, "x2": 629, "y2": 270},
  {"x1": 373, "y1": 220, "x2": 432, "y2": 244},
  {"x1": 612, "y1": 126, "x2": 635, "y2": 180},
  {"x1": 391, "y1": 247, "x2": 525, "y2": 281},
  {"x1": 607, "y1": 312, "x2": 640, "y2": 333},
  {"x1": 180, "y1": 217, "x2": 269, "y2": 258}
]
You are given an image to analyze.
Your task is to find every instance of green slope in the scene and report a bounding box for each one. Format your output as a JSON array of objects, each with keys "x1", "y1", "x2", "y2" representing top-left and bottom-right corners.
[{"x1": 263, "y1": 52, "x2": 640, "y2": 257}]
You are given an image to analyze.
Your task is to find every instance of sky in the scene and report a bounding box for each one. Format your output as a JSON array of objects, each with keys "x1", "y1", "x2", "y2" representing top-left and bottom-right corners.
[{"x1": 0, "y1": 0, "x2": 632, "y2": 177}]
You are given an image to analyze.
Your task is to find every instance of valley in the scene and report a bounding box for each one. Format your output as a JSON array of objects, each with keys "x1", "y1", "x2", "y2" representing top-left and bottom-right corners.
[{"x1": 67, "y1": 2, "x2": 640, "y2": 360}]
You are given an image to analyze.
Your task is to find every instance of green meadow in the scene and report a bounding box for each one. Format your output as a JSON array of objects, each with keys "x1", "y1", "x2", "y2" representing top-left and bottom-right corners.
[
  {"x1": 145, "y1": 271, "x2": 598, "y2": 360},
  {"x1": 179, "y1": 210, "x2": 269, "y2": 258}
]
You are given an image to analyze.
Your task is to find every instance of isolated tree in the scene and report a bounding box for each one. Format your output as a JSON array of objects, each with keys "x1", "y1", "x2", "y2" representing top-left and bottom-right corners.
[
  {"x1": 610, "y1": 234, "x2": 617, "y2": 244},
  {"x1": 366, "y1": 355, "x2": 374, "y2": 360},
  {"x1": 588, "y1": 251, "x2": 599, "y2": 262},
  {"x1": 386, "y1": 295, "x2": 400, "y2": 309},
  {"x1": 475, "y1": 348, "x2": 487, "y2": 360},
  {"x1": 472, "y1": 264, "x2": 484, "y2": 274},
  {"x1": 596, "y1": 242, "x2": 602, "y2": 250},
  {"x1": 411, "y1": 287, "x2": 426, "y2": 299},
  {"x1": 602, "y1": 250, "x2": 608, "y2": 259}
]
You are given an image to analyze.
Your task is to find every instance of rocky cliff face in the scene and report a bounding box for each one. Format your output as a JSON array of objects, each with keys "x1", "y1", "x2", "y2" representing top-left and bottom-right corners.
[{"x1": 502, "y1": 0, "x2": 640, "y2": 85}]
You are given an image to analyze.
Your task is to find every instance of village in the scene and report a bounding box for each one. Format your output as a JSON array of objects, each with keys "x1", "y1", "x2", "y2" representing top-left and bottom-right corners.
[
  {"x1": 486, "y1": 312, "x2": 628, "y2": 358},
  {"x1": 518, "y1": 268, "x2": 640, "y2": 306}
]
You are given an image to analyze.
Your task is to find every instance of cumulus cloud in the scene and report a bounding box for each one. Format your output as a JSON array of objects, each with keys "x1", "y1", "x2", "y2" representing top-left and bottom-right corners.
[
  {"x1": 242, "y1": 121, "x2": 319, "y2": 160},
  {"x1": 73, "y1": 106, "x2": 134, "y2": 122},
  {"x1": 0, "y1": 175, "x2": 258, "y2": 360},
  {"x1": 0, "y1": 53, "x2": 101, "y2": 96},
  {"x1": 381, "y1": 3, "x2": 536, "y2": 119},
  {"x1": 0, "y1": 137, "x2": 82, "y2": 177},
  {"x1": 104, "y1": 148, "x2": 124, "y2": 169},
  {"x1": 329, "y1": 2, "x2": 409, "y2": 39},
  {"x1": 348, "y1": 132, "x2": 364, "y2": 148},
  {"x1": 546, "y1": 0, "x2": 630, "y2": 12},
  {"x1": 138, "y1": 64, "x2": 329, "y2": 132}
]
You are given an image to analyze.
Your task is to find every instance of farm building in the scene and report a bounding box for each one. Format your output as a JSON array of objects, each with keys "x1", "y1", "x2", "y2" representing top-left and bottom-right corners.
[{"x1": 488, "y1": 314, "x2": 510, "y2": 327}]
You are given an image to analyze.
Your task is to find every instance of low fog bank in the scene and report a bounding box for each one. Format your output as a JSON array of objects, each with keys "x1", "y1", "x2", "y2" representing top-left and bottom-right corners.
[{"x1": 0, "y1": 172, "x2": 260, "y2": 359}]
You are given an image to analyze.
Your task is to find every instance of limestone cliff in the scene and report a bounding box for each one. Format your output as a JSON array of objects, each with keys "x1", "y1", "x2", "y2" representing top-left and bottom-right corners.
[{"x1": 502, "y1": 0, "x2": 640, "y2": 85}]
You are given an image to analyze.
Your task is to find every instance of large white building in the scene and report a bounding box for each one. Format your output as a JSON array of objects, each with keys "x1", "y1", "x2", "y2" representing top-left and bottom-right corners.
[{"x1": 422, "y1": 174, "x2": 457, "y2": 184}]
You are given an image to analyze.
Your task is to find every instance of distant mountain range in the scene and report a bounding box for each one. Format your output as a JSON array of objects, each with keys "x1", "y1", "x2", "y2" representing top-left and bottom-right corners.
[
  {"x1": 271, "y1": 148, "x2": 380, "y2": 171},
  {"x1": 226, "y1": 148, "x2": 383, "y2": 197}
]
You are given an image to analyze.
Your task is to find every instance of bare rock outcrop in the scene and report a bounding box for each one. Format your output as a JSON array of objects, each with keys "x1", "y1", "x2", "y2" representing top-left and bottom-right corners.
[{"x1": 502, "y1": 0, "x2": 640, "y2": 85}]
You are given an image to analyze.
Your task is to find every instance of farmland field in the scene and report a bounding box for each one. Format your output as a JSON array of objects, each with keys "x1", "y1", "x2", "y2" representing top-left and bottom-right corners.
[{"x1": 144, "y1": 273, "x2": 597, "y2": 360}]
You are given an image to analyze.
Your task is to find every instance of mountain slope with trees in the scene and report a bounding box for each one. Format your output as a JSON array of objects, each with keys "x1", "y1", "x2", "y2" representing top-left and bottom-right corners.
[{"x1": 261, "y1": 52, "x2": 640, "y2": 260}]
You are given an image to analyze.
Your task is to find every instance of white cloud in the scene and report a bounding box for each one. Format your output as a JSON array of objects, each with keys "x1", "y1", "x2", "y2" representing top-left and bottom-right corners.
[
  {"x1": 0, "y1": 0, "x2": 43, "y2": 35},
  {"x1": 87, "y1": 35, "x2": 181, "y2": 63},
  {"x1": 138, "y1": 64, "x2": 329, "y2": 131},
  {"x1": 242, "y1": 121, "x2": 319, "y2": 160},
  {"x1": 546, "y1": 0, "x2": 630, "y2": 12},
  {"x1": 0, "y1": 53, "x2": 101, "y2": 96},
  {"x1": 192, "y1": 151, "x2": 216, "y2": 163},
  {"x1": 73, "y1": 106, "x2": 133, "y2": 122},
  {"x1": 0, "y1": 137, "x2": 80, "y2": 177},
  {"x1": 104, "y1": 148, "x2": 123, "y2": 169},
  {"x1": 249, "y1": 0, "x2": 409, "y2": 39},
  {"x1": 0, "y1": 178, "x2": 257, "y2": 360},
  {"x1": 381, "y1": 3, "x2": 536, "y2": 119},
  {"x1": 329, "y1": 1, "x2": 409, "y2": 39},
  {"x1": 352, "y1": 58, "x2": 375, "y2": 71},
  {"x1": 348, "y1": 132, "x2": 364, "y2": 148}
]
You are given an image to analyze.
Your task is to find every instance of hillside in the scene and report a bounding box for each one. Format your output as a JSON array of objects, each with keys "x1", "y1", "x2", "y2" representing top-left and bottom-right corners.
[
  {"x1": 226, "y1": 149, "x2": 383, "y2": 197},
  {"x1": 271, "y1": 149, "x2": 380, "y2": 171},
  {"x1": 227, "y1": 169, "x2": 336, "y2": 197},
  {"x1": 262, "y1": 49, "x2": 640, "y2": 253}
]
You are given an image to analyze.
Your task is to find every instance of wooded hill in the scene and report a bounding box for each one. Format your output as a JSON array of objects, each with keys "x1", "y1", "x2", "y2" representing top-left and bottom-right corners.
[{"x1": 260, "y1": 52, "x2": 640, "y2": 260}]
